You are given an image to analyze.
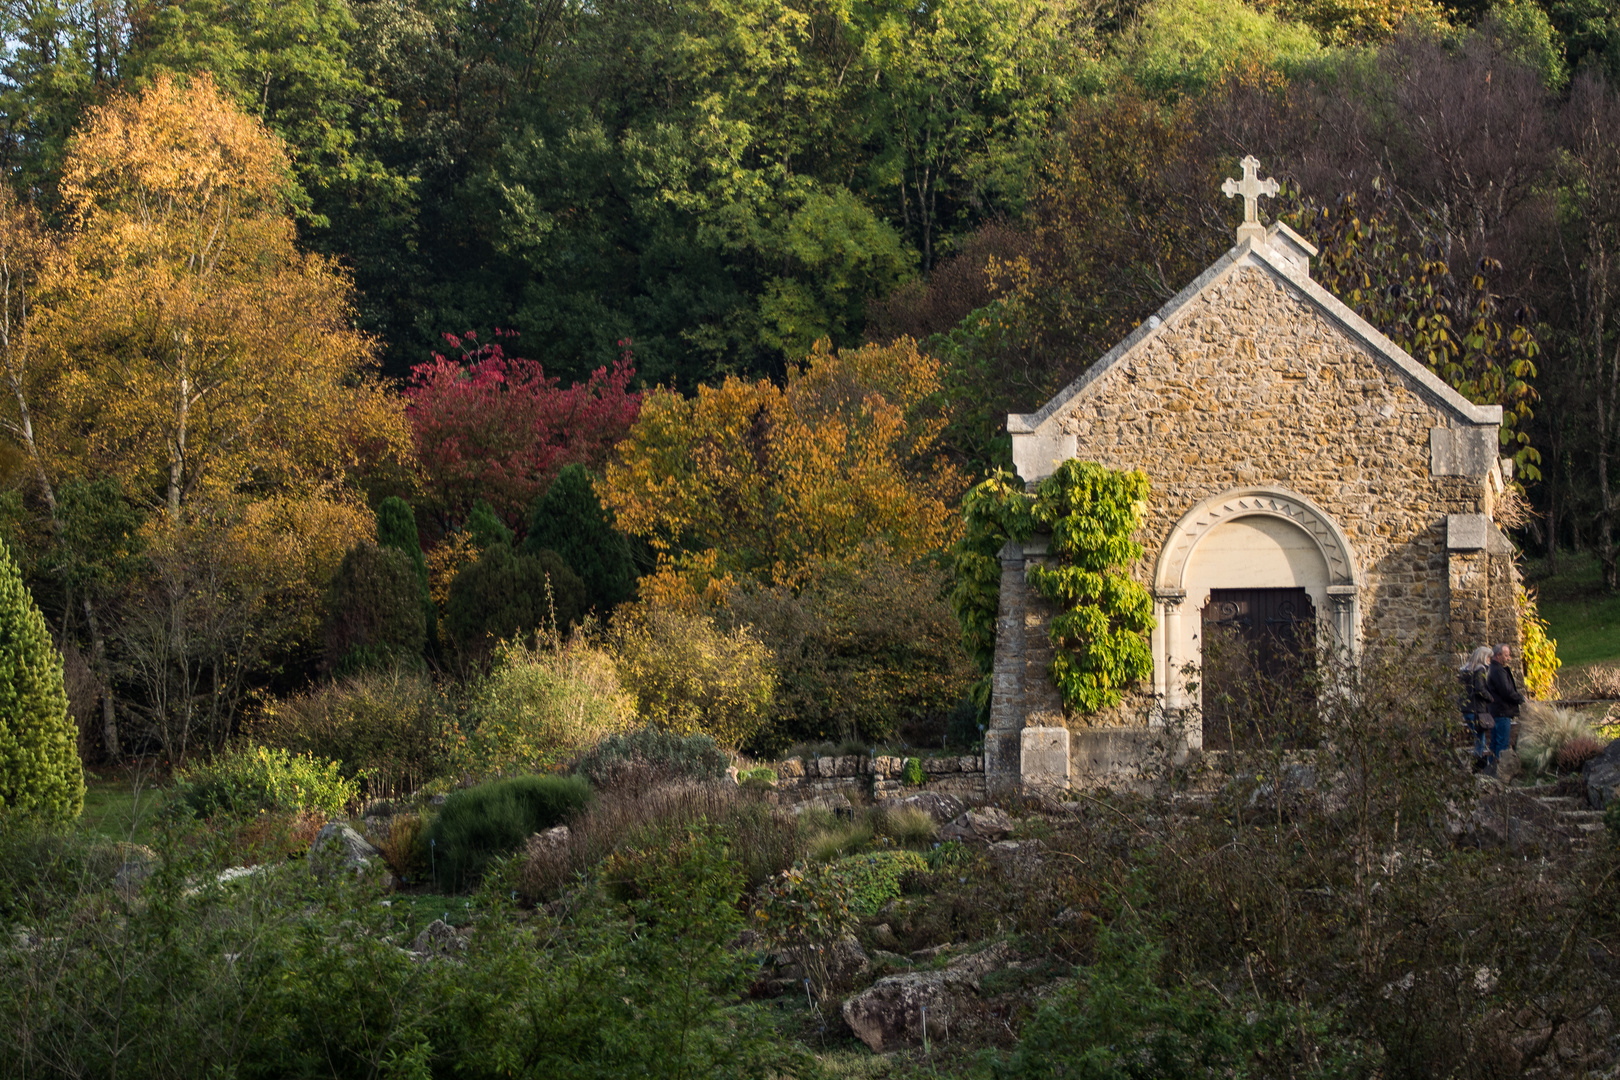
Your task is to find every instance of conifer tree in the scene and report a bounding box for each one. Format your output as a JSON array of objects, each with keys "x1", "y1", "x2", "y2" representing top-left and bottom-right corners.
[
  {"x1": 0, "y1": 538, "x2": 83, "y2": 821},
  {"x1": 323, "y1": 542, "x2": 428, "y2": 675},
  {"x1": 524, "y1": 465, "x2": 638, "y2": 612},
  {"x1": 376, "y1": 496, "x2": 434, "y2": 646}
]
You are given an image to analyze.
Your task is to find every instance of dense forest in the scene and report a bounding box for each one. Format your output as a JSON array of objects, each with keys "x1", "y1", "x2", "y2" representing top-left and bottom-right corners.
[{"x1": 3, "y1": 0, "x2": 1620, "y2": 761}]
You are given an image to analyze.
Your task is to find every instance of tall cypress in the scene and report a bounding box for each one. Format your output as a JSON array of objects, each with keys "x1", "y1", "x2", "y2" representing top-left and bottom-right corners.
[
  {"x1": 524, "y1": 465, "x2": 638, "y2": 612},
  {"x1": 0, "y1": 538, "x2": 83, "y2": 821},
  {"x1": 375, "y1": 496, "x2": 434, "y2": 647}
]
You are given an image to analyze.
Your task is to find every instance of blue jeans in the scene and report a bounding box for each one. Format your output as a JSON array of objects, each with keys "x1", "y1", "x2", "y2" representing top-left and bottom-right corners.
[
  {"x1": 1465, "y1": 714, "x2": 1487, "y2": 758},
  {"x1": 1491, "y1": 717, "x2": 1513, "y2": 759}
]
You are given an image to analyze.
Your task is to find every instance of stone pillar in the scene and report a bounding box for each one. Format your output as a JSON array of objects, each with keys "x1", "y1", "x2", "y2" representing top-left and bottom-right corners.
[
  {"x1": 986, "y1": 535, "x2": 1067, "y2": 796},
  {"x1": 985, "y1": 541, "x2": 1027, "y2": 795},
  {"x1": 1447, "y1": 514, "x2": 1490, "y2": 651},
  {"x1": 1157, "y1": 591, "x2": 1186, "y2": 709},
  {"x1": 1326, "y1": 585, "x2": 1358, "y2": 657}
]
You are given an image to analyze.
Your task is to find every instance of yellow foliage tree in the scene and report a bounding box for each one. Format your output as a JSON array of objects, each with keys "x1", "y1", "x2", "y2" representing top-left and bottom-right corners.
[
  {"x1": 42, "y1": 72, "x2": 409, "y2": 519},
  {"x1": 0, "y1": 74, "x2": 409, "y2": 755},
  {"x1": 604, "y1": 337, "x2": 963, "y2": 595}
]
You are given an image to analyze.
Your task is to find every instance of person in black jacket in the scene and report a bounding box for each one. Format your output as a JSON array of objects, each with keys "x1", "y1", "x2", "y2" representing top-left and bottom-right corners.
[
  {"x1": 1458, "y1": 645, "x2": 1495, "y2": 767},
  {"x1": 1485, "y1": 644, "x2": 1526, "y2": 776}
]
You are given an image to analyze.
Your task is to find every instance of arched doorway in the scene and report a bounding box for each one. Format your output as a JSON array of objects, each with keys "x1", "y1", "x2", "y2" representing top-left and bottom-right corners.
[{"x1": 1150, "y1": 488, "x2": 1361, "y2": 748}]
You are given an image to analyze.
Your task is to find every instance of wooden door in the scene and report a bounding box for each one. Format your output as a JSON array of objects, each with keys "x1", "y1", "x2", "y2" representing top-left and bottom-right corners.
[{"x1": 1200, "y1": 587, "x2": 1317, "y2": 750}]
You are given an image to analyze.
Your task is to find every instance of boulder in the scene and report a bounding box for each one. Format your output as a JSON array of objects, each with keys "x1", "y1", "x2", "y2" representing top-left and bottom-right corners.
[
  {"x1": 940, "y1": 806, "x2": 1013, "y2": 843},
  {"x1": 525, "y1": 825, "x2": 571, "y2": 858},
  {"x1": 309, "y1": 822, "x2": 395, "y2": 889},
  {"x1": 888, "y1": 792, "x2": 966, "y2": 825},
  {"x1": 841, "y1": 944, "x2": 1010, "y2": 1053},
  {"x1": 1583, "y1": 739, "x2": 1620, "y2": 810},
  {"x1": 412, "y1": 918, "x2": 469, "y2": 957},
  {"x1": 112, "y1": 844, "x2": 156, "y2": 899}
]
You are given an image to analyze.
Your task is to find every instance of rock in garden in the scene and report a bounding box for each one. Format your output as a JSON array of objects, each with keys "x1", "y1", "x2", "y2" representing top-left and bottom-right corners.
[
  {"x1": 889, "y1": 792, "x2": 965, "y2": 824},
  {"x1": 842, "y1": 968, "x2": 976, "y2": 1052},
  {"x1": 525, "y1": 825, "x2": 570, "y2": 857},
  {"x1": 412, "y1": 918, "x2": 469, "y2": 957},
  {"x1": 777, "y1": 757, "x2": 805, "y2": 779},
  {"x1": 308, "y1": 822, "x2": 394, "y2": 889},
  {"x1": 940, "y1": 806, "x2": 1013, "y2": 842},
  {"x1": 1583, "y1": 739, "x2": 1620, "y2": 809},
  {"x1": 112, "y1": 845, "x2": 156, "y2": 899},
  {"x1": 869, "y1": 922, "x2": 902, "y2": 950}
]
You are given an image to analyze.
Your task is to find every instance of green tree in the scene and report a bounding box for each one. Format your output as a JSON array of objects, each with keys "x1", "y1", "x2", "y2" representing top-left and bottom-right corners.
[
  {"x1": 0, "y1": 537, "x2": 81, "y2": 822},
  {"x1": 465, "y1": 499, "x2": 513, "y2": 551},
  {"x1": 444, "y1": 545, "x2": 586, "y2": 661},
  {"x1": 375, "y1": 495, "x2": 433, "y2": 645},
  {"x1": 323, "y1": 542, "x2": 427, "y2": 675},
  {"x1": 523, "y1": 465, "x2": 637, "y2": 614}
]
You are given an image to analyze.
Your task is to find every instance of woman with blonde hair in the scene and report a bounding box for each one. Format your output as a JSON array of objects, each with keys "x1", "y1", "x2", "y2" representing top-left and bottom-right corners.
[{"x1": 1458, "y1": 645, "x2": 1495, "y2": 768}]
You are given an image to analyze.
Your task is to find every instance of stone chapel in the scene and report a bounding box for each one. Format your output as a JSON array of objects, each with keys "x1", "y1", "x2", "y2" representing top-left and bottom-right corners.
[{"x1": 985, "y1": 158, "x2": 1522, "y2": 795}]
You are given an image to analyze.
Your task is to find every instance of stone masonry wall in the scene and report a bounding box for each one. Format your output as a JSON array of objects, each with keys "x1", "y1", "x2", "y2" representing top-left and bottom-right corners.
[
  {"x1": 1051, "y1": 264, "x2": 1491, "y2": 652},
  {"x1": 770, "y1": 754, "x2": 986, "y2": 804}
]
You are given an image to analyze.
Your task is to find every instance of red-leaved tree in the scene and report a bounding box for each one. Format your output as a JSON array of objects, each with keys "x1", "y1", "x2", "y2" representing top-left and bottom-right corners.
[{"x1": 405, "y1": 330, "x2": 641, "y2": 533}]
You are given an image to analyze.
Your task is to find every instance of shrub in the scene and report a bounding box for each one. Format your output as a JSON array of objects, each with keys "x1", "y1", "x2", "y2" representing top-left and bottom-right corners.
[
  {"x1": 568, "y1": 725, "x2": 729, "y2": 794},
  {"x1": 252, "y1": 669, "x2": 452, "y2": 798},
  {"x1": 1556, "y1": 735, "x2": 1604, "y2": 773},
  {"x1": 1518, "y1": 701, "x2": 1600, "y2": 775},
  {"x1": 459, "y1": 638, "x2": 634, "y2": 776},
  {"x1": 0, "y1": 537, "x2": 82, "y2": 821},
  {"x1": 426, "y1": 774, "x2": 593, "y2": 890},
  {"x1": 375, "y1": 496, "x2": 434, "y2": 645},
  {"x1": 519, "y1": 781, "x2": 800, "y2": 902},
  {"x1": 718, "y1": 548, "x2": 976, "y2": 748},
  {"x1": 524, "y1": 464, "x2": 638, "y2": 613},
  {"x1": 738, "y1": 766, "x2": 777, "y2": 791},
  {"x1": 443, "y1": 544, "x2": 587, "y2": 661},
  {"x1": 872, "y1": 805, "x2": 937, "y2": 847},
  {"x1": 372, "y1": 812, "x2": 429, "y2": 881},
  {"x1": 173, "y1": 744, "x2": 357, "y2": 819},
  {"x1": 827, "y1": 850, "x2": 929, "y2": 916},
  {"x1": 322, "y1": 542, "x2": 427, "y2": 675},
  {"x1": 613, "y1": 606, "x2": 775, "y2": 747},
  {"x1": 901, "y1": 756, "x2": 924, "y2": 785}
]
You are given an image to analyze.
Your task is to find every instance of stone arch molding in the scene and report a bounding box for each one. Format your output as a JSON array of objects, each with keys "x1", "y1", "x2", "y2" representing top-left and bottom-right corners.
[
  {"x1": 1154, "y1": 486, "x2": 1361, "y2": 594},
  {"x1": 1150, "y1": 487, "x2": 1361, "y2": 715}
]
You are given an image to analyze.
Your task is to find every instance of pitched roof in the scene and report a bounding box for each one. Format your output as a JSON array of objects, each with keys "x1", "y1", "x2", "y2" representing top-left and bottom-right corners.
[{"x1": 1007, "y1": 222, "x2": 1503, "y2": 442}]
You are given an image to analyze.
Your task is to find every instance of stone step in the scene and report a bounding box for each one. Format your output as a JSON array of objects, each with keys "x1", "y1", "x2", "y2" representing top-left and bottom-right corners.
[
  {"x1": 1533, "y1": 796, "x2": 1582, "y2": 811},
  {"x1": 1561, "y1": 811, "x2": 1605, "y2": 823},
  {"x1": 1577, "y1": 822, "x2": 1607, "y2": 834}
]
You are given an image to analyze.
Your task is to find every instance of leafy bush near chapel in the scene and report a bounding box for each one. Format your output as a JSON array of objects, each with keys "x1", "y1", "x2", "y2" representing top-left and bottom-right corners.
[
  {"x1": 458, "y1": 638, "x2": 633, "y2": 776},
  {"x1": 322, "y1": 541, "x2": 427, "y2": 675},
  {"x1": 426, "y1": 774, "x2": 593, "y2": 891},
  {"x1": 612, "y1": 607, "x2": 775, "y2": 747},
  {"x1": 568, "y1": 724, "x2": 730, "y2": 793},
  {"x1": 173, "y1": 744, "x2": 357, "y2": 819},
  {"x1": 444, "y1": 543, "x2": 587, "y2": 662},
  {"x1": 251, "y1": 670, "x2": 452, "y2": 798},
  {"x1": 0, "y1": 537, "x2": 82, "y2": 822},
  {"x1": 718, "y1": 545, "x2": 976, "y2": 747}
]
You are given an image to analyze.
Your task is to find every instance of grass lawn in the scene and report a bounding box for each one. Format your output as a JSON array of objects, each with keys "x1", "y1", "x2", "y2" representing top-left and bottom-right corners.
[{"x1": 78, "y1": 768, "x2": 170, "y2": 846}]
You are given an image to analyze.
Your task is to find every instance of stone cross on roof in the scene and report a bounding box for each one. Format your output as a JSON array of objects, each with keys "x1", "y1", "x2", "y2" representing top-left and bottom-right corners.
[{"x1": 1221, "y1": 155, "x2": 1278, "y2": 243}]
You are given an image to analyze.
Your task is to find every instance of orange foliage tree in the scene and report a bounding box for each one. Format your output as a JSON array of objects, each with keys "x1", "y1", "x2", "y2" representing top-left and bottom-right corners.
[
  {"x1": 0, "y1": 74, "x2": 408, "y2": 756},
  {"x1": 604, "y1": 337, "x2": 964, "y2": 597}
]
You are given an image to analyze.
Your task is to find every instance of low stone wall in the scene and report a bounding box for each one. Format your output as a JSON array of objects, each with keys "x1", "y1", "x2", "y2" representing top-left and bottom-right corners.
[{"x1": 771, "y1": 753, "x2": 986, "y2": 805}]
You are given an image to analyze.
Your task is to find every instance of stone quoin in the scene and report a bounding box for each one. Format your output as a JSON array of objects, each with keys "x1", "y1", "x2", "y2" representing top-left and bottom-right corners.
[{"x1": 986, "y1": 159, "x2": 1521, "y2": 794}]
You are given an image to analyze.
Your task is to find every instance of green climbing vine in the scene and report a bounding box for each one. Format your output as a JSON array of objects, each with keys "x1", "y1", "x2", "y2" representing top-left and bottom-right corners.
[{"x1": 950, "y1": 460, "x2": 1156, "y2": 716}]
